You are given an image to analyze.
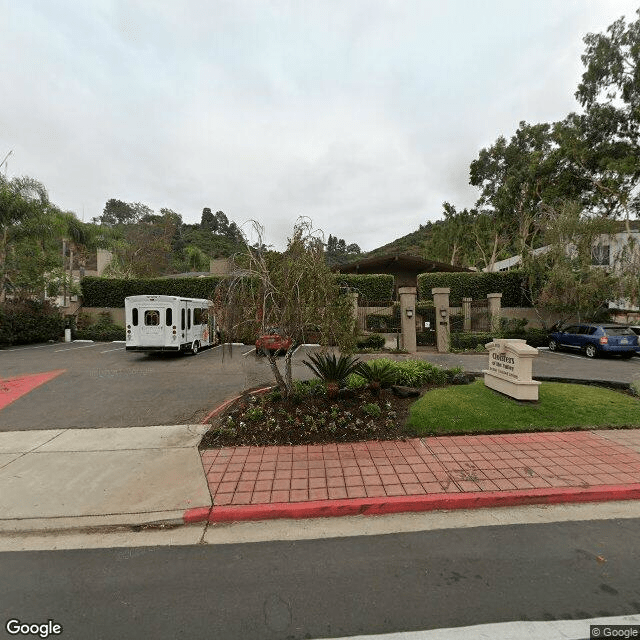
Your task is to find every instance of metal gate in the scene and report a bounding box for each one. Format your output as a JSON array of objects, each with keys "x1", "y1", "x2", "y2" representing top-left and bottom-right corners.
[
  {"x1": 470, "y1": 299, "x2": 490, "y2": 332},
  {"x1": 357, "y1": 298, "x2": 400, "y2": 333}
]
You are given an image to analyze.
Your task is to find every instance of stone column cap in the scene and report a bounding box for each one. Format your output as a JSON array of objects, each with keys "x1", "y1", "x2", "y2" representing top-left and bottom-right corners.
[
  {"x1": 485, "y1": 338, "x2": 538, "y2": 356},
  {"x1": 487, "y1": 292, "x2": 503, "y2": 299},
  {"x1": 398, "y1": 286, "x2": 417, "y2": 295},
  {"x1": 431, "y1": 287, "x2": 450, "y2": 295}
]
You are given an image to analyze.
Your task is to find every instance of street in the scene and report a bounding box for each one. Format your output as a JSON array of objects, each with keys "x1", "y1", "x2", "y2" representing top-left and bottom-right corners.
[{"x1": 1, "y1": 510, "x2": 639, "y2": 639}]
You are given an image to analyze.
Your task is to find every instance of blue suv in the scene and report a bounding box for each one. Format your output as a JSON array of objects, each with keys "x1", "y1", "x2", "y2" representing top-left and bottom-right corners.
[{"x1": 548, "y1": 323, "x2": 638, "y2": 359}]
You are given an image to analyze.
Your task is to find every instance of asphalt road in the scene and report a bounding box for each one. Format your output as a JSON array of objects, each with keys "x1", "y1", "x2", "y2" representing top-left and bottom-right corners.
[
  {"x1": 0, "y1": 343, "x2": 315, "y2": 431},
  {"x1": 2, "y1": 342, "x2": 639, "y2": 432},
  {"x1": 1, "y1": 518, "x2": 639, "y2": 640},
  {"x1": 415, "y1": 348, "x2": 640, "y2": 383}
]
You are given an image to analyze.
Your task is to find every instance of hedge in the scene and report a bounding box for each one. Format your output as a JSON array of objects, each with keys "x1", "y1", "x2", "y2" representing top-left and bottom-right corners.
[
  {"x1": 82, "y1": 273, "x2": 395, "y2": 308},
  {"x1": 335, "y1": 274, "x2": 394, "y2": 301},
  {"x1": 450, "y1": 328, "x2": 549, "y2": 350},
  {"x1": 356, "y1": 334, "x2": 386, "y2": 349},
  {"x1": 0, "y1": 301, "x2": 64, "y2": 346},
  {"x1": 81, "y1": 276, "x2": 227, "y2": 308},
  {"x1": 417, "y1": 270, "x2": 530, "y2": 307}
]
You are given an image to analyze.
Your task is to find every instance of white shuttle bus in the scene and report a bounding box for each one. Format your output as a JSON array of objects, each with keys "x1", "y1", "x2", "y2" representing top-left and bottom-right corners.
[{"x1": 125, "y1": 295, "x2": 219, "y2": 354}]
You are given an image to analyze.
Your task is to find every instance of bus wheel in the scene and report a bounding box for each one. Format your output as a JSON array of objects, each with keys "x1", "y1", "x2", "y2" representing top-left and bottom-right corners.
[{"x1": 191, "y1": 341, "x2": 199, "y2": 355}]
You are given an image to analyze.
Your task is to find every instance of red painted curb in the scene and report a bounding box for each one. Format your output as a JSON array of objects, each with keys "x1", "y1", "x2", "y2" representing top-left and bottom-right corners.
[
  {"x1": 200, "y1": 386, "x2": 274, "y2": 424},
  {"x1": 200, "y1": 484, "x2": 640, "y2": 523},
  {"x1": 183, "y1": 506, "x2": 212, "y2": 523}
]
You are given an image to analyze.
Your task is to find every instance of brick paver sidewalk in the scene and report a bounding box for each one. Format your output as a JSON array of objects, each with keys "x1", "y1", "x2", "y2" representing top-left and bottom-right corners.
[{"x1": 197, "y1": 430, "x2": 640, "y2": 521}]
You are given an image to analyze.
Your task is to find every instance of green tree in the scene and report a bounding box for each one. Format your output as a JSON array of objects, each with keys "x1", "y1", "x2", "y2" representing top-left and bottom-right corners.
[{"x1": 522, "y1": 202, "x2": 619, "y2": 326}]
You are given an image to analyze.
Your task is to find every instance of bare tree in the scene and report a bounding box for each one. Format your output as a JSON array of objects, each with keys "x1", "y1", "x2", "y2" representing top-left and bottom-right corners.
[{"x1": 215, "y1": 218, "x2": 355, "y2": 397}]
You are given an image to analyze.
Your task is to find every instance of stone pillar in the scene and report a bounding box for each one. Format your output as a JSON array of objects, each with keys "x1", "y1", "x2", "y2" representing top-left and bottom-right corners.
[
  {"x1": 349, "y1": 291, "x2": 359, "y2": 332},
  {"x1": 487, "y1": 293, "x2": 502, "y2": 333},
  {"x1": 432, "y1": 287, "x2": 451, "y2": 353},
  {"x1": 462, "y1": 297, "x2": 472, "y2": 332},
  {"x1": 398, "y1": 287, "x2": 417, "y2": 353}
]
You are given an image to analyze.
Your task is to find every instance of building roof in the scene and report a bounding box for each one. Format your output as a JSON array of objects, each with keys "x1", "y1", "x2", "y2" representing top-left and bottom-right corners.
[{"x1": 333, "y1": 254, "x2": 471, "y2": 274}]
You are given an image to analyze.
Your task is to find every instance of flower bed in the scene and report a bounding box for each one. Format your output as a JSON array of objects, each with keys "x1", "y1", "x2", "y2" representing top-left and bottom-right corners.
[{"x1": 199, "y1": 384, "x2": 431, "y2": 449}]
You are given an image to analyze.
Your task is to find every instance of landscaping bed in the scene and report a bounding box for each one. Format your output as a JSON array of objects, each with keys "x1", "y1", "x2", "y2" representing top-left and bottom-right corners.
[
  {"x1": 200, "y1": 376, "x2": 640, "y2": 449},
  {"x1": 199, "y1": 384, "x2": 422, "y2": 448}
]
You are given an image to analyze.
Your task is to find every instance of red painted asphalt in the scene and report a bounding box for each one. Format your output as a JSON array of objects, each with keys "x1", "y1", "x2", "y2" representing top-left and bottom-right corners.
[
  {"x1": 189, "y1": 429, "x2": 640, "y2": 523},
  {"x1": 0, "y1": 370, "x2": 65, "y2": 411}
]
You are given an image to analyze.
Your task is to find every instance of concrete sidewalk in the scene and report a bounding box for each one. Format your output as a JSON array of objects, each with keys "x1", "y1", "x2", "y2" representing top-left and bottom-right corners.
[
  {"x1": 0, "y1": 425, "x2": 210, "y2": 532},
  {"x1": 2, "y1": 423, "x2": 640, "y2": 534}
]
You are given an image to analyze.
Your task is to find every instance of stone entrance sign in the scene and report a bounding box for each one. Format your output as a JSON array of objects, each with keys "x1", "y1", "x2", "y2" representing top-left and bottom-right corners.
[{"x1": 483, "y1": 338, "x2": 540, "y2": 401}]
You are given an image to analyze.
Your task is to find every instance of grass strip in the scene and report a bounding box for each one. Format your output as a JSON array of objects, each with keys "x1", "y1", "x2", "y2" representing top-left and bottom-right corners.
[{"x1": 406, "y1": 380, "x2": 640, "y2": 435}]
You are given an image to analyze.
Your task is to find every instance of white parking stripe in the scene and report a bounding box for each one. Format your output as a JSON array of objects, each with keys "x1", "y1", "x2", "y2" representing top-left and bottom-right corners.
[
  {"x1": 0, "y1": 343, "x2": 59, "y2": 353},
  {"x1": 54, "y1": 344, "x2": 100, "y2": 353}
]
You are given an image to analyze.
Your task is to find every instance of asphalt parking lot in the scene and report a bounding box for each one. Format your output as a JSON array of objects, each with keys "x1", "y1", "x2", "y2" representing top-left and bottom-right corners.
[
  {"x1": 1, "y1": 342, "x2": 639, "y2": 432},
  {"x1": 0, "y1": 342, "x2": 317, "y2": 432}
]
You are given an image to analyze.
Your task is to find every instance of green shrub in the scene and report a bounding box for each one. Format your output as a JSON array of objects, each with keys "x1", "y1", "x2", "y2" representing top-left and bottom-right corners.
[
  {"x1": 361, "y1": 402, "x2": 382, "y2": 418},
  {"x1": 418, "y1": 270, "x2": 529, "y2": 307},
  {"x1": 450, "y1": 332, "x2": 495, "y2": 351},
  {"x1": 303, "y1": 353, "x2": 361, "y2": 398},
  {"x1": 0, "y1": 300, "x2": 64, "y2": 346},
  {"x1": 345, "y1": 373, "x2": 367, "y2": 390},
  {"x1": 416, "y1": 331, "x2": 436, "y2": 346},
  {"x1": 523, "y1": 327, "x2": 549, "y2": 347},
  {"x1": 72, "y1": 311, "x2": 125, "y2": 341},
  {"x1": 356, "y1": 334, "x2": 386, "y2": 349},
  {"x1": 335, "y1": 274, "x2": 394, "y2": 300},
  {"x1": 356, "y1": 359, "x2": 397, "y2": 395}
]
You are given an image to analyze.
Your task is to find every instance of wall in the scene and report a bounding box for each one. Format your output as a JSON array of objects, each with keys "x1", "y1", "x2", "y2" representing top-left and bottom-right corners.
[{"x1": 81, "y1": 307, "x2": 126, "y2": 326}]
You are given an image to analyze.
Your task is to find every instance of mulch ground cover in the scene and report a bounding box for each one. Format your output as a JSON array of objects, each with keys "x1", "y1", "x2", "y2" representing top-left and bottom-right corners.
[{"x1": 199, "y1": 385, "x2": 442, "y2": 449}]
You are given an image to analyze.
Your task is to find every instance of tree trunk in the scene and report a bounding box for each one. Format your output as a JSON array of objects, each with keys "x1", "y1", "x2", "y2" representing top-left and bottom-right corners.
[{"x1": 267, "y1": 353, "x2": 288, "y2": 396}]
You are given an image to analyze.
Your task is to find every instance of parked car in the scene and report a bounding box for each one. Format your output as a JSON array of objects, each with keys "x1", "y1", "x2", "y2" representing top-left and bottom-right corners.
[
  {"x1": 548, "y1": 323, "x2": 638, "y2": 359},
  {"x1": 629, "y1": 326, "x2": 640, "y2": 354},
  {"x1": 255, "y1": 328, "x2": 293, "y2": 356}
]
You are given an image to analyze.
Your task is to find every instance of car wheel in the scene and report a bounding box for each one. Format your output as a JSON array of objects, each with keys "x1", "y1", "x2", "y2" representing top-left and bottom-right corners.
[
  {"x1": 584, "y1": 344, "x2": 597, "y2": 358},
  {"x1": 191, "y1": 341, "x2": 199, "y2": 355},
  {"x1": 548, "y1": 339, "x2": 557, "y2": 352}
]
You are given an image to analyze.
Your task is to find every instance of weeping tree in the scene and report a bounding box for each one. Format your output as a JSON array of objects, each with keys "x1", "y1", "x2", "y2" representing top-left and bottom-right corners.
[
  {"x1": 215, "y1": 218, "x2": 356, "y2": 397},
  {"x1": 522, "y1": 201, "x2": 619, "y2": 326}
]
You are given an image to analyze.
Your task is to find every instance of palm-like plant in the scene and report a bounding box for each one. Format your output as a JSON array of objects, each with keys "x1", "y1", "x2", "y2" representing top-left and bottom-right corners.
[
  {"x1": 356, "y1": 359, "x2": 397, "y2": 396},
  {"x1": 303, "y1": 352, "x2": 361, "y2": 399}
]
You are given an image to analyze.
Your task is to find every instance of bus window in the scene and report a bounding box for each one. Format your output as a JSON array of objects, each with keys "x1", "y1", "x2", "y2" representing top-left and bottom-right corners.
[
  {"x1": 166, "y1": 308, "x2": 172, "y2": 326},
  {"x1": 187, "y1": 309, "x2": 191, "y2": 329},
  {"x1": 181, "y1": 309, "x2": 185, "y2": 330},
  {"x1": 194, "y1": 308, "x2": 202, "y2": 325},
  {"x1": 132, "y1": 308, "x2": 138, "y2": 326},
  {"x1": 201, "y1": 308, "x2": 208, "y2": 323},
  {"x1": 144, "y1": 310, "x2": 160, "y2": 326}
]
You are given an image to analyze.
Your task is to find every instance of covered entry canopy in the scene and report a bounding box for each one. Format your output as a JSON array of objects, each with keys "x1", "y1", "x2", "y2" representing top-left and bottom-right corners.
[{"x1": 334, "y1": 253, "x2": 471, "y2": 298}]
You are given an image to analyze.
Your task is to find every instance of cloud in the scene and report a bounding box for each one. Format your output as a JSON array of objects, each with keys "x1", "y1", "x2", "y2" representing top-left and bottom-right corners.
[{"x1": 1, "y1": 0, "x2": 638, "y2": 250}]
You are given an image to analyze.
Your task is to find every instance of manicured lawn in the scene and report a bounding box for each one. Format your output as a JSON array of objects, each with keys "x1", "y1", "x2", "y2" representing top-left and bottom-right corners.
[{"x1": 406, "y1": 380, "x2": 640, "y2": 435}]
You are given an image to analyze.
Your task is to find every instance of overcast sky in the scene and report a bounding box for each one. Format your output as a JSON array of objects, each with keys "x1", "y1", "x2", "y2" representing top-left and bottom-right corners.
[{"x1": 1, "y1": 1, "x2": 638, "y2": 251}]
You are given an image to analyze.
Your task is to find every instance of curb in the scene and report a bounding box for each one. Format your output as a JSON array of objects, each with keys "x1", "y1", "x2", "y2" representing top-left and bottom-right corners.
[
  {"x1": 183, "y1": 483, "x2": 640, "y2": 524},
  {"x1": 200, "y1": 386, "x2": 274, "y2": 424}
]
